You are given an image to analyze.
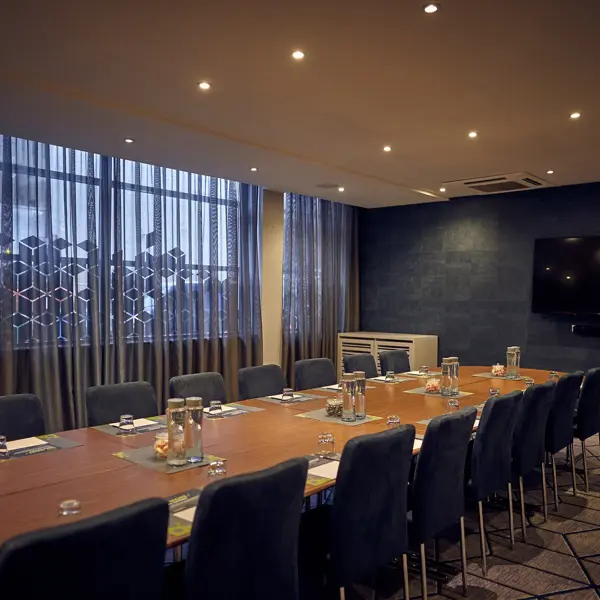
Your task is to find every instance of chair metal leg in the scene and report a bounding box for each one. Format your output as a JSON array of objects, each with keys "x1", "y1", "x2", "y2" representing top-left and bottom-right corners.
[
  {"x1": 507, "y1": 482, "x2": 515, "y2": 550},
  {"x1": 459, "y1": 516, "x2": 468, "y2": 596},
  {"x1": 339, "y1": 587, "x2": 346, "y2": 600},
  {"x1": 541, "y1": 462, "x2": 548, "y2": 522},
  {"x1": 570, "y1": 443, "x2": 578, "y2": 496},
  {"x1": 402, "y1": 554, "x2": 411, "y2": 600},
  {"x1": 478, "y1": 500, "x2": 487, "y2": 575},
  {"x1": 519, "y1": 475, "x2": 527, "y2": 541},
  {"x1": 551, "y1": 454, "x2": 559, "y2": 511},
  {"x1": 582, "y1": 439, "x2": 589, "y2": 492},
  {"x1": 420, "y1": 543, "x2": 428, "y2": 600}
]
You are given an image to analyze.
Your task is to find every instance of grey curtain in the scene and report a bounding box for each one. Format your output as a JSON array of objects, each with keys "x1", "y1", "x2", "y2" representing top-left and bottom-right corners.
[
  {"x1": 0, "y1": 135, "x2": 262, "y2": 432},
  {"x1": 281, "y1": 193, "x2": 358, "y2": 386}
]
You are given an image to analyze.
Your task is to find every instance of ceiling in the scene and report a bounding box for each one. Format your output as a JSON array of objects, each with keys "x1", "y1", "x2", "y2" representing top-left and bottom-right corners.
[{"x1": 1, "y1": 0, "x2": 599, "y2": 208}]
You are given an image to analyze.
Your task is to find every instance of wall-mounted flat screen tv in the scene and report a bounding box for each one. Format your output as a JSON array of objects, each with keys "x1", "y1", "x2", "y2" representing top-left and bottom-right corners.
[{"x1": 532, "y1": 236, "x2": 600, "y2": 315}]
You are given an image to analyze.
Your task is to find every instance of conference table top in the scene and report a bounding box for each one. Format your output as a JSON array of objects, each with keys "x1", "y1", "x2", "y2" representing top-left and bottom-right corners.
[{"x1": 0, "y1": 365, "x2": 555, "y2": 548}]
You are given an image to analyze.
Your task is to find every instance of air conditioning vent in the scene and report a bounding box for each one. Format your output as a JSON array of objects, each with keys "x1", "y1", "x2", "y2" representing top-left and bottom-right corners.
[{"x1": 442, "y1": 172, "x2": 550, "y2": 197}]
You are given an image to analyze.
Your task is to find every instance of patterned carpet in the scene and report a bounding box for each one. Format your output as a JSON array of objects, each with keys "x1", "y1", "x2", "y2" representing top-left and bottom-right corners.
[{"x1": 348, "y1": 436, "x2": 600, "y2": 600}]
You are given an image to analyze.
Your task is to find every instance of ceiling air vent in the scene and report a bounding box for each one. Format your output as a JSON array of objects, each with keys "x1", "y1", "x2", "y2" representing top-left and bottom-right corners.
[{"x1": 442, "y1": 172, "x2": 551, "y2": 197}]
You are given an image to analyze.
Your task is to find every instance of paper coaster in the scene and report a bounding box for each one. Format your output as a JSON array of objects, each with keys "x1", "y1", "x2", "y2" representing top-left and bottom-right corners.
[
  {"x1": 260, "y1": 393, "x2": 325, "y2": 405},
  {"x1": 295, "y1": 408, "x2": 382, "y2": 426},
  {"x1": 112, "y1": 445, "x2": 223, "y2": 474},
  {"x1": 403, "y1": 387, "x2": 474, "y2": 398},
  {"x1": 472, "y1": 373, "x2": 525, "y2": 380}
]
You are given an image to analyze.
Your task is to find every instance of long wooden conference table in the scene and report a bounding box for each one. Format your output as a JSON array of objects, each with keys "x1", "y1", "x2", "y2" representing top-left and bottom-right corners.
[{"x1": 0, "y1": 365, "x2": 555, "y2": 549}]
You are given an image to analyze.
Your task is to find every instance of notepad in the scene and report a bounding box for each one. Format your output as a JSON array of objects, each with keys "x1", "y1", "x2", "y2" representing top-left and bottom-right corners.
[
  {"x1": 403, "y1": 371, "x2": 441, "y2": 377},
  {"x1": 268, "y1": 393, "x2": 303, "y2": 401},
  {"x1": 6, "y1": 437, "x2": 48, "y2": 451},
  {"x1": 110, "y1": 418, "x2": 157, "y2": 429},
  {"x1": 321, "y1": 384, "x2": 341, "y2": 391},
  {"x1": 308, "y1": 461, "x2": 340, "y2": 480},
  {"x1": 203, "y1": 405, "x2": 239, "y2": 414},
  {"x1": 413, "y1": 439, "x2": 423, "y2": 451},
  {"x1": 175, "y1": 507, "x2": 197, "y2": 523}
]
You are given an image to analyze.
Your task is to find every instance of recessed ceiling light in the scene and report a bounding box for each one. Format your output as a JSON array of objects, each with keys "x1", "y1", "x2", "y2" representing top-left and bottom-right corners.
[
  {"x1": 423, "y1": 3, "x2": 439, "y2": 13},
  {"x1": 468, "y1": 131, "x2": 478, "y2": 138},
  {"x1": 566, "y1": 275, "x2": 572, "y2": 280},
  {"x1": 547, "y1": 170, "x2": 554, "y2": 174},
  {"x1": 250, "y1": 167, "x2": 258, "y2": 172},
  {"x1": 292, "y1": 50, "x2": 305, "y2": 60},
  {"x1": 439, "y1": 187, "x2": 446, "y2": 192},
  {"x1": 546, "y1": 267, "x2": 551, "y2": 271},
  {"x1": 338, "y1": 187, "x2": 345, "y2": 192},
  {"x1": 124, "y1": 138, "x2": 134, "y2": 144},
  {"x1": 198, "y1": 81, "x2": 211, "y2": 90},
  {"x1": 383, "y1": 145, "x2": 392, "y2": 152},
  {"x1": 570, "y1": 112, "x2": 581, "y2": 119}
]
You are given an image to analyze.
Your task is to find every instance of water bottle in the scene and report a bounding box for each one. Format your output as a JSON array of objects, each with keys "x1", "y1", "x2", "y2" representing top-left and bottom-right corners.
[
  {"x1": 185, "y1": 397, "x2": 204, "y2": 463},
  {"x1": 441, "y1": 358, "x2": 452, "y2": 397},
  {"x1": 448, "y1": 356, "x2": 459, "y2": 396},
  {"x1": 167, "y1": 398, "x2": 187, "y2": 467},
  {"x1": 506, "y1": 346, "x2": 521, "y2": 379},
  {"x1": 353, "y1": 371, "x2": 366, "y2": 420},
  {"x1": 341, "y1": 373, "x2": 356, "y2": 422}
]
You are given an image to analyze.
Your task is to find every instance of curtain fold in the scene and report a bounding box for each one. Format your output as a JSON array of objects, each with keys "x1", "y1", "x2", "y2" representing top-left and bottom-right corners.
[
  {"x1": 281, "y1": 193, "x2": 358, "y2": 387},
  {"x1": 0, "y1": 134, "x2": 262, "y2": 431}
]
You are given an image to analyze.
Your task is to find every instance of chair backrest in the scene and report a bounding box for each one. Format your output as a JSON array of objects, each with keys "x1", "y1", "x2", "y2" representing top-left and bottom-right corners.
[
  {"x1": 0, "y1": 394, "x2": 45, "y2": 441},
  {"x1": 169, "y1": 372, "x2": 227, "y2": 407},
  {"x1": 546, "y1": 371, "x2": 585, "y2": 454},
  {"x1": 379, "y1": 350, "x2": 410, "y2": 376},
  {"x1": 470, "y1": 391, "x2": 522, "y2": 500},
  {"x1": 238, "y1": 364, "x2": 286, "y2": 401},
  {"x1": 575, "y1": 367, "x2": 600, "y2": 441},
  {"x1": 411, "y1": 406, "x2": 477, "y2": 542},
  {"x1": 185, "y1": 458, "x2": 308, "y2": 600},
  {"x1": 86, "y1": 381, "x2": 157, "y2": 426},
  {"x1": 0, "y1": 498, "x2": 169, "y2": 600},
  {"x1": 294, "y1": 358, "x2": 337, "y2": 391},
  {"x1": 512, "y1": 382, "x2": 555, "y2": 476},
  {"x1": 342, "y1": 354, "x2": 378, "y2": 379},
  {"x1": 330, "y1": 425, "x2": 415, "y2": 586}
]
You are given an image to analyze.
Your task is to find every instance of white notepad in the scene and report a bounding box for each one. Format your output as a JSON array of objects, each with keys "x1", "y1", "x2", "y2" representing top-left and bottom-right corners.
[
  {"x1": 6, "y1": 437, "x2": 48, "y2": 451},
  {"x1": 203, "y1": 405, "x2": 238, "y2": 414},
  {"x1": 308, "y1": 461, "x2": 340, "y2": 480},
  {"x1": 175, "y1": 507, "x2": 197, "y2": 523},
  {"x1": 413, "y1": 439, "x2": 423, "y2": 451},
  {"x1": 110, "y1": 418, "x2": 157, "y2": 429},
  {"x1": 268, "y1": 393, "x2": 303, "y2": 400},
  {"x1": 321, "y1": 384, "x2": 341, "y2": 391}
]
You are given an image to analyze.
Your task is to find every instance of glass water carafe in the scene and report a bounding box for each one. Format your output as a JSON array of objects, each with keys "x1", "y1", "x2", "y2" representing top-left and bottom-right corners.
[
  {"x1": 167, "y1": 398, "x2": 187, "y2": 467},
  {"x1": 441, "y1": 359, "x2": 452, "y2": 397},
  {"x1": 506, "y1": 346, "x2": 521, "y2": 379},
  {"x1": 341, "y1": 373, "x2": 356, "y2": 422},
  {"x1": 353, "y1": 371, "x2": 366, "y2": 420},
  {"x1": 448, "y1": 356, "x2": 459, "y2": 396},
  {"x1": 185, "y1": 397, "x2": 204, "y2": 463}
]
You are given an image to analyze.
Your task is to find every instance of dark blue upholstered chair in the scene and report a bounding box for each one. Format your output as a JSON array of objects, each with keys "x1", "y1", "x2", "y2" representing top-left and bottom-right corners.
[
  {"x1": 574, "y1": 367, "x2": 600, "y2": 492},
  {"x1": 468, "y1": 391, "x2": 522, "y2": 571},
  {"x1": 238, "y1": 364, "x2": 287, "y2": 401},
  {"x1": 294, "y1": 358, "x2": 337, "y2": 391},
  {"x1": 512, "y1": 382, "x2": 555, "y2": 540},
  {"x1": 0, "y1": 498, "x2": 169, "y2": 600},
  {"x1": 0, "y1": 394, "x2": 45, "y2": 441},
  {"x1": 545, "y1": 371, "x2": 584, "y2": 504},
  {"x1": 332, "y1": 425, "x2": 415, "y2": 600},
  {"x1": 379, "y1": 349, "x2": 410, "y2": 376},
  {"x1": 185, "y1": 458, "x2": 308, "y2": 600},
  {"x1": 410, "y1": 406, "x2": 477, "y2": 600},
  {"x1": 86, "y1": 381, "x2": 157, "y2": 427},
  {"x1": 169, "y1": 372, "x2": 227, "y2": 407},
  {"x1": 342, "y1": 354, "x2": 377, "y2": 379}
]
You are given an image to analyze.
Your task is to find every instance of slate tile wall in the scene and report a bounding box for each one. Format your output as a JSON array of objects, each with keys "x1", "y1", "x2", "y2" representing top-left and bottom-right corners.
[{"x1": 359, "y1": 182, "x2": 600, "y2": 371}]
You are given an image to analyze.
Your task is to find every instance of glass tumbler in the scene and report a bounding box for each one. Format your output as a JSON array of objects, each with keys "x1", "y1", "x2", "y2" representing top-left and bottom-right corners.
[
  {"x1": 419, "y1": 366, "x2": 429, "y2": 376},
  {"x1": 58, "y1": 499, "x2": 81, "y2": 516},
  {"x1": 281, "y1": 388, "x2": 294, "y2": 403},
  {"x1": 207, "y1": 460, "x2": 227, "y2": 477},
  {"x1": 384, "y1": 370, "x2": 396, "y2": 383},
  {"x1": 208, "y1": 400, "x2": 223, "y2": 415},
  {"x1": 0, "y1": 435, "x2": 9, "y2": 460},
  {"x1": 353, "y1": 371, "x2": 366, "y2": 420},
  {"x1": 117, "y1": 414, "x2": 136, "y2": 435},
  {"x1": 386, "y1": 414, "x2": 401, "y2": 427},
  {"x1": 317, "y1": 432, "x2": 336, "y2": 459}
]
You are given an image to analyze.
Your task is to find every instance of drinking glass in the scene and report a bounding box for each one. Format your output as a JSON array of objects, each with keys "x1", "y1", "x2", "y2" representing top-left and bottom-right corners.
[
  {"x1": 447, "y1": 396, "x2": 460, "y2": 409},
  {"x1": 207, "y1": 460, "x2": 227, "y2": 477},
  {"x1": 317, "y1": 432, "x2": 336, "y2": 459},
  {"x1": 384, "y1": 370, "x2": 396, "y2": 383},
  {"x1": 549, "y1": 371, "x2": 559, "y2": 382},
  {"x1": 489, "y1": 387, "x2": 500, "y2": 397},
  {"x1": 386, "y1": 414, "x2": 401, "y2": 427},
  {"x1": 281, "y1": 388, "x2": 294, "y2": 403},
  {"x1": 117, "y1": 414, "x2": 136, "y2": 435},
  {"x1": 419, "y1": 366, "x2": 429, "y2": 376},
  {"x1": 58, "y1": 499, "x2": 81, "y2": 516},
  {"x1": 524, "y1": 377, "x2": 535, "y2": 388},
  {"x1": 0, "y1": 435, "x2": 9, "y2": 460},
  {"x1": 208, "y1": 400, "x2": 223, "y2": 414}
]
